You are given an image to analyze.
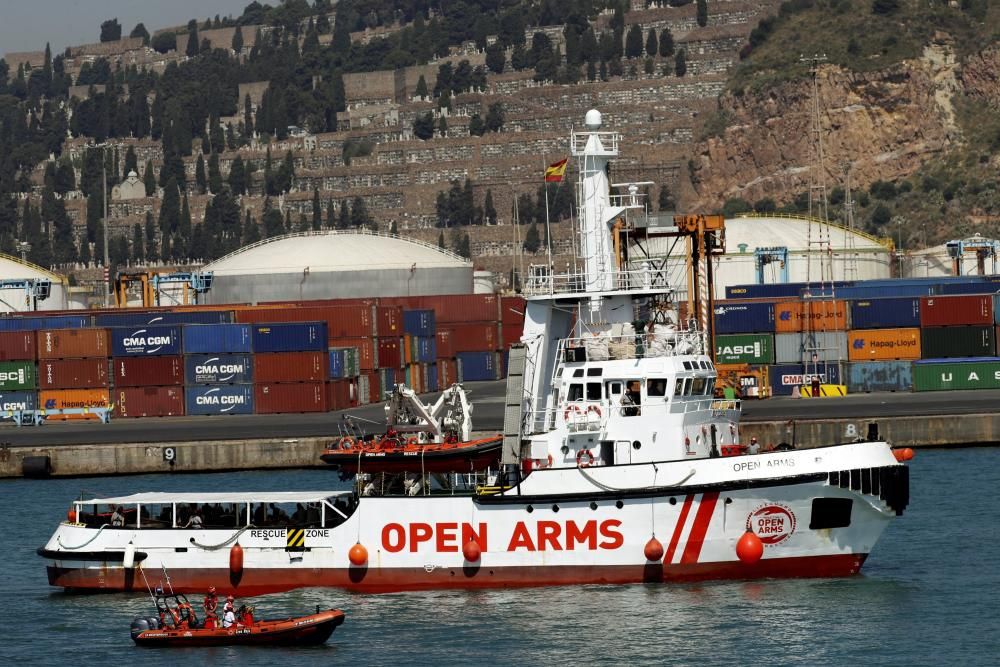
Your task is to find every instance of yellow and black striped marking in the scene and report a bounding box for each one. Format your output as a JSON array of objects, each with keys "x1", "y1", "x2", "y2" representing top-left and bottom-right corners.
[{"x1": 286, "y1": 528, "x2": 305, "y2": 551}]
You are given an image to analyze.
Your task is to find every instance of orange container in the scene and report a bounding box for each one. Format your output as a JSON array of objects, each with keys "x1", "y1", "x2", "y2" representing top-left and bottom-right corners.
[
  {"x1": 774, "y1": 300, "x2": 848, "y2": 333},
  {"x1": 847, "y1": 328, "x2": 921, "y2": 361},
  {"x1": 37, "y1": 329, "x2": 110, "y2": 359},
  {"x1": 38, "y1": 388, "x2": 112, "y2": 420}
]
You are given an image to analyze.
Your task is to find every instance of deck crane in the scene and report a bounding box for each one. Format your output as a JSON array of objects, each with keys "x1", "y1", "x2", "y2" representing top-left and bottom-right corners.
[{"x1": 0, "y1": 278, "x2": 52, "y2": 311}]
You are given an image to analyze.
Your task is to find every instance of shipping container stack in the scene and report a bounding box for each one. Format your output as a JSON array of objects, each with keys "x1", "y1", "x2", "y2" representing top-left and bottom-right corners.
[
  {"x1": 37, "y1": 328, "x2": 111, "y2": 418},
  {"x1": 183, "y1": 323, "x2": 255, "y2": 417},
  {"x1": 251, "y1": 322, "x2": 329, "y2": 414}
]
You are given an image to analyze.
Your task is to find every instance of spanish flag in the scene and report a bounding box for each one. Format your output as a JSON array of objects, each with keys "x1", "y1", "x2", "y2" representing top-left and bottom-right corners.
[{"x1": 544, "y1": 158, "x2": 568, "y2": 182}]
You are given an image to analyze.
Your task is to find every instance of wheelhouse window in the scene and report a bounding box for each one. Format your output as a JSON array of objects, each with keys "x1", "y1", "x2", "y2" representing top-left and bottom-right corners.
[
  {"x1": 692, "y1": 377, "x2": 707, "y2": 395},
  {"x1": 568, "y1": 383, "x2": 584, "y2": 401},
  {"x1": 586, "y1": 382, "x2": 602, "y2": 400},
  {"x1": 647, "y1": 379, "x2": 668, "y2": 397},
  {"x1": 674, "y1": 378, "x2": 684, "y2": 396}
]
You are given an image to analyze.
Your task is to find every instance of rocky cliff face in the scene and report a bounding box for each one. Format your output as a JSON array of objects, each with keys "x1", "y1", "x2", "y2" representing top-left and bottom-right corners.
[{"x1": 689, "y1": 43, "x2": 998, "y2": 210}]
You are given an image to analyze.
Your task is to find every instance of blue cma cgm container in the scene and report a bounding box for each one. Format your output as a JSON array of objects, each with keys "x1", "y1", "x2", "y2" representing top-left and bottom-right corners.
[
  {"x1": 182, "y1": 324, "x2": 253, "y2": 354},
  {"x1": 95, "y1": 310, "x2": 233, "y2": 328},
  {"x1": 185, "y1": 385, "x2": 254, "y2": 415},
  {"x1": 713, "y1": 302, "x2": 776, "y2": 334},
  {"x1": 457, "y1": 351, "x2": 499, "y2": 382},
  {"x1": 0, "y1": 315, "x2": 94, "y2": 331},
  {"x1": 184, "y1": 354, "x2": 254, "y2": 385},
  {"x1": 110, "y1": 325, "x2": 182, "y2": 356},
  {"x1": 768, "y1": 363, "x2": 843, "y2": 396},
  {"x1": 0, "y1": 390, "x2": 37, "y2": 411},
  {"x1": 849, "y1": 297, "x2": 921, "y2": 329},
  {"x1": 403, "y1": 309, "x2": 436, "y2": 336},
  {"x1": 251, "y1": 322, "x2": 327, "y2": 353}
]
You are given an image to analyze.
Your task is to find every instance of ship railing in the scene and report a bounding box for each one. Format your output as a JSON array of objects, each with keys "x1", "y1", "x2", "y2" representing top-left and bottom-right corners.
[
  {"x1": 522, "y1": 265, "x2": 672, "y2": 297},
  {"x1": 571, "y1": 130, "x2": 621, "y2": 155},
  {"x1": 558, "y1": 331, "x2": 704, "y2": 363}
]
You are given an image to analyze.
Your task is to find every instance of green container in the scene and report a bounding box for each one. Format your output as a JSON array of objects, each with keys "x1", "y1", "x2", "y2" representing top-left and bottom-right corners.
[
  {"x1": 0, "y1": 361, "x2": 37, "y2": 390},
  {"x1": 912, "y1": 360, "x2": 1000, "y2": 391},
  {"x1": 714, "y1": 334, "x2": 774, "y2": 365},
  {"x1": 346, "y1": 348, "x2": 360, "y2": 377}
]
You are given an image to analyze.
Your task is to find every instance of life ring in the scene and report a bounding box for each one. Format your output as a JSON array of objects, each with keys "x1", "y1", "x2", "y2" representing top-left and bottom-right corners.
[
  {"x1": 338, "y1": 436, "x2": 356, "y2": 451},
  {"x1": 564, "y1": 404, "x2": 582, "y2": 422},
  {"x1": 587, "y1": 405, "x2": 602, "y2": 419},
  {"x1": 576, "y1": 449, "x2": 594, "y2": 467}
]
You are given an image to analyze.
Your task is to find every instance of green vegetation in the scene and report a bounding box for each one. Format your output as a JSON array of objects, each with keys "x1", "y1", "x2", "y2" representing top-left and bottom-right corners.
[{"x1": 731, "y1": 0, "x2": 999, "y2": 95}]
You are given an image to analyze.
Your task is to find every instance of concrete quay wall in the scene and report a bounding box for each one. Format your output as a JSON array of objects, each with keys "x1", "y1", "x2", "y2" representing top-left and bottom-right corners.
[{"x1": 2, "y1": 414, "x2": 996, "y2": 478}]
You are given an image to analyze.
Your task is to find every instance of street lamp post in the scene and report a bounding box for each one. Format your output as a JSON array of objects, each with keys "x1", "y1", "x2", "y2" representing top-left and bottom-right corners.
[
  {"x1": 891, "y1": 216, "x2": 905, "y2": 278},
  {"x1": 103, "y1": 151, "x2": 111, "y2": 307}
]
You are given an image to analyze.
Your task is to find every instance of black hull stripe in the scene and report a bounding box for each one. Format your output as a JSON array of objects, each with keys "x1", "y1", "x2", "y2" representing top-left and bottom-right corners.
[{"x1": 36, "y1": 547, "x2": 148, "y2": 562}]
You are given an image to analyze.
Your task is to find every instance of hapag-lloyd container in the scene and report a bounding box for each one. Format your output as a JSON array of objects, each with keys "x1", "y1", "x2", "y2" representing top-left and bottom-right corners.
[
  {"x1": 0, "y1": 331, "x2": 36, "y2": 361},
  {"x1": 845, "y1": 361, "x2": 913, "y2": 393},
  {"x1": 768, "y1": 363, "x2": 843, "y2": 396},
  {"x1": 185, "y1": 385, "x2": 254, "y2": 415},
  {"x1": 713, "y1": 301, "x2": 776, "y2": 334},
  {"x1": 38, "y1": 359, "x2": 108, "y2": 389},
  {"x1": 111, "y1": 356, "x2": 184, "y2": 387},
  {"x1": 920, "y1": 295, "x2": 993, "y2": 327},
  {"x1": 0, "y1": 361, "x2": 37, "y2": 390},
  {"x1": 38, "y1": 388, "x2": 111, "y2": 412},
  {"x1": 37, "y1": 329, "x2": 109, "y2": 359},
  {"x1": 714, "y1": 334, "x2": 774, "y2": 365},
  {"x1": 181, "y1": 324, "x2": 253, "y2": 354},
  {"x1": 96, "y1": 310, "x2": 233, "y2": 327},
  {"x1": 254, "y1": 352, "x2": 327, "y2": 383},
  {"x1": 110, "y1": 325, "x2": 182, "y2": 356},
  {"x1": 114, "y1": 386, "x2": 185, "y2": 417},
  {"x1": 849, "y1": 298, "x2": 921, "y2": 329},
  {"x1": 920, "y1": 325, "x2": 995, "y2": 358},
  {"x1": 847, "y1": 328, "x2": 921, "y2": 361},
  {"x1": 774, "y1": 300, "x2": 848, "y2": 333},
  {"x1": 251, "y1": 322, "x2": 327, "y2": 352},
  {"x1": 184, "y1": 354, "x2": 254, "y2": 385},
  {"x1": 774, "y1": 332, "x2": 848, "y2": 364},
  {"x1": 254, "y1": 382, "x2": 328, "y2": 413},
  {"x1": 913, "y1": 358, "x2": 1000, "y2": 391},
  {"x1": 0, "y1": 389, "x2": 37, "y2": 411}
]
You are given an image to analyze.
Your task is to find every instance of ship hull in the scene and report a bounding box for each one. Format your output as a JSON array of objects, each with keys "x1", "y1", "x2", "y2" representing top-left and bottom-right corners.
[{"x1": 40, "y1": 443, "x2": 906, "y2": 595}]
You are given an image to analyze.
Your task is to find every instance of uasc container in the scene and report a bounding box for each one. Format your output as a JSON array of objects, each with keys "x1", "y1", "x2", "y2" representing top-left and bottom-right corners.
[
  {"x1": 847, "y1": 328, "x2": 921, "y2": 361},
  {"x1": 0, "y1": 331, "x2": 36, "y2": 361},
  {"x1": 111, "y1": 356, "x2": 183, "y2": 387},
  {"x1": 0, "y1": 361, "x2": 37, "y2": 390},
  {"x1": 39, "y1": 359, "x2": 108, "y2": 389},
  {"x1": 110, "y1": 325, "x2": 182, "y2": 357},
  {"x1": 182, "y1": 324, "x2": 253, "y2": 354},
  {"x1": 184, "y1": 354, "x2": 254, "y2": 385},
  {"x1": 714, "y1": 334, "x2": 774, "y2": 365},
  {"x1": 913, "y1": 358, "x2": 1000, "y2": 391},
  {"x1": 114, "y1": 386, "x2": 185, "y2": 417},
  {"x1": 254, "y1": 351, "x2": 327, "y2": 383},
  {"x1": 37, "y1": 328, "x2": 109, "y2": 359},
  {"x1": 185, "y1": 385, "x2": 254, "y2": 415}
]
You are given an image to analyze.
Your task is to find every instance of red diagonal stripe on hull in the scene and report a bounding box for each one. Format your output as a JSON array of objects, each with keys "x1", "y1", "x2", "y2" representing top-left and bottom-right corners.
[
  {"x1": 664, "y1": 494, "x2": 694, "y2": 564},
  {"x1": 680, "y1": 492, "x2": 719, "y2": 564}
]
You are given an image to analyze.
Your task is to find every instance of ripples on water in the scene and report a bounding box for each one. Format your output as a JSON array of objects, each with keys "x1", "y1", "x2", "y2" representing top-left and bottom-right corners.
[{"x1": 2, "y1": 449, "x2": 999, "y2": 666}]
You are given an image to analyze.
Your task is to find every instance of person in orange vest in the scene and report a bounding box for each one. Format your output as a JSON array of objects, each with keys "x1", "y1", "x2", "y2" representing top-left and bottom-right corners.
[{"x1": 203, "y1": 586, "x2": 219, "y2": 628}]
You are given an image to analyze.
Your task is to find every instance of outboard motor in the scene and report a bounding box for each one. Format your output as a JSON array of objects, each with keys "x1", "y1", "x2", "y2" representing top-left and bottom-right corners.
[{"x1": 130, "y1": 617, "x2": 151, "y2": 640}]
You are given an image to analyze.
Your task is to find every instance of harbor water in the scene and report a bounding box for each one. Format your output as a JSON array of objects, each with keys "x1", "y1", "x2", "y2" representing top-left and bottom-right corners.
[{"x1": 2, "y1": 449, "x2": 998, "y2": 665}]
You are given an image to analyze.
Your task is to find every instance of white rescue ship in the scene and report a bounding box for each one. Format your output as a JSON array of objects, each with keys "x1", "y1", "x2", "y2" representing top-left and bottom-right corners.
[{"x1": 40, "y1": 111, "x2": 909, "y2": 594}]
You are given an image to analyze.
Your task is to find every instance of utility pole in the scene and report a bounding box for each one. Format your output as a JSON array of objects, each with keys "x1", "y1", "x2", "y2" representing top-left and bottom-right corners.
[{"x1": 103, "y1": 150, "x2": 110, "y2": 307}]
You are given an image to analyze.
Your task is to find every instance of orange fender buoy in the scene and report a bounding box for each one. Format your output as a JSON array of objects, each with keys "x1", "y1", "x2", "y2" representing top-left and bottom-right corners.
[
  {"x1": 349, "y1": 543, "x2": 368, "y2": 566},
  {"x1": 229, "y1": 542, "x2": 244, "y2": 587},
  {"x1": 892, "y1": 447, "x2": 915, "y2": 462},
  {"x1": 644, "y1": 536, "x2": 664, "y2": 562},
  {"x1": 66, "y1": 507, "x2": 77, "y2": 523},
  {"x1": 736, "y1": 530, "x2": 763, "y2": 564},
  {"x1": 462, "y1": 539, "x2": 482, "y2": 563}
]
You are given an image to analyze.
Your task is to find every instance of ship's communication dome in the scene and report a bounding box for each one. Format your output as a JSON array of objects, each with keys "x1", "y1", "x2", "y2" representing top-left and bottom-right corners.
[{"x1": 585, "y1": 109, "x2": 602, "y2": 130}]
